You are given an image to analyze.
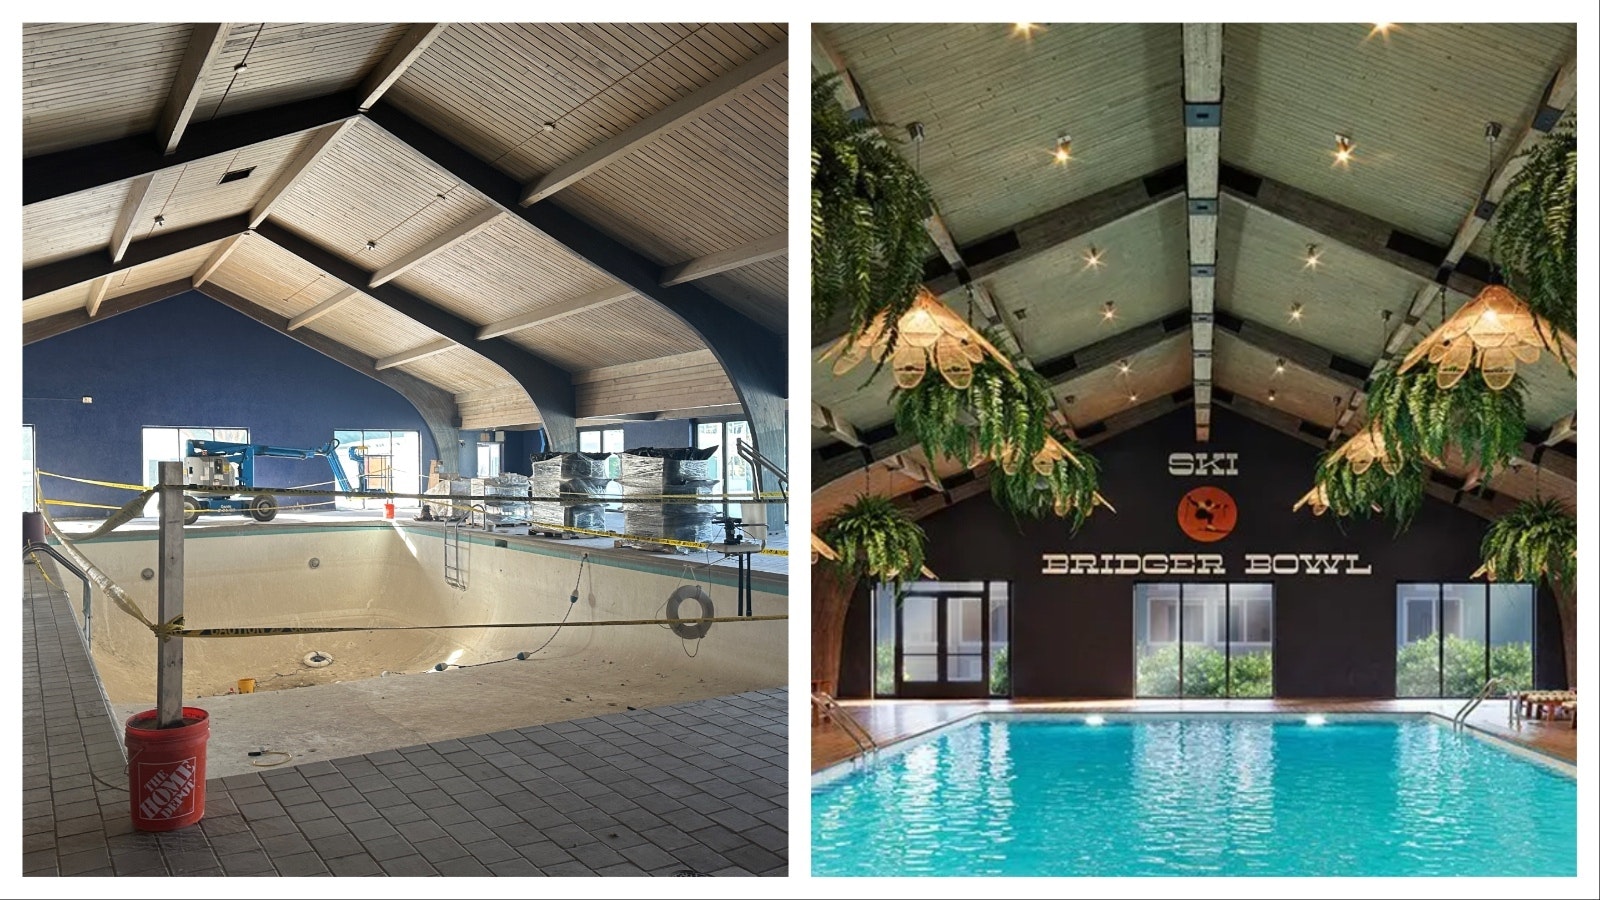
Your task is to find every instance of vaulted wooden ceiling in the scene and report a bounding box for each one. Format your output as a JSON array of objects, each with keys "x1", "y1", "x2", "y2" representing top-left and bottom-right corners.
[
  {"x1": 22, "y1": 23, "x2": 789, "y2": 446},
  {"x1": 811, "y1": 22, "x2": 1576, "y2": 522}
]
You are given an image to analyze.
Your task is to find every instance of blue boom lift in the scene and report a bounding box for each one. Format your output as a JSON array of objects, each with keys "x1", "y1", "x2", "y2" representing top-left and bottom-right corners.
[{"x1": 180, "y1": 438, "x2": 372, "y2": 525}]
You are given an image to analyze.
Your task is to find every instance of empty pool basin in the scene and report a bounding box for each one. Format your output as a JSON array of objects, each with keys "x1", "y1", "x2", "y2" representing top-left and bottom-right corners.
[{"x1": 68, "y1": 523, "x2": 787, "y2": 703}]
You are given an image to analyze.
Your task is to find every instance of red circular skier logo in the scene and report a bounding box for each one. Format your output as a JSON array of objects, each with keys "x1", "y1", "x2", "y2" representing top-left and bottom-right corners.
[{"x1": 1178, "y1": 486, "x2": 1236, "y2": 543}]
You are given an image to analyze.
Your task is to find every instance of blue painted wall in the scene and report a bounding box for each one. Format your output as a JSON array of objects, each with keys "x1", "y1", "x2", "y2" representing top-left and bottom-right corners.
[{"x1": 24, "y1": 292, "x2": 441, "y2": 517}]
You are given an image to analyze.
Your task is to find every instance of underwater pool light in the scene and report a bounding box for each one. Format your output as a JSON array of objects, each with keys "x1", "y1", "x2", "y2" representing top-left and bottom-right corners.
[
  {"x1": 1085, "y1": 715, "x2": 1106, "y2": 726},
  {"x1": 1306, "y1": 715, "x2": 1327, "y2": 727}
]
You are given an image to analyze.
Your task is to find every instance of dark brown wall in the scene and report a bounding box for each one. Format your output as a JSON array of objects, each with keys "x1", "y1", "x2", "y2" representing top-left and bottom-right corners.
[{"x1": 836, "y1": 406, "x2": 1566, "y2": 698}]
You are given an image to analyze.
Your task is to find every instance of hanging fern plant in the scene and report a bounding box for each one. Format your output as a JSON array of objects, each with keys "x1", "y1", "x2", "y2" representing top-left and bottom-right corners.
[
  {"x1": 989, "y1": 435, "x2": 1106, "y2": 532},
  {"x1": 1304, "y1": 432, "x2": 1428, "y2": 531},
  {"x1": 1492, "y1": 118, "x2": 1576, "y2": 342},
  {"x1": 820, "y1": 493, "x2": 927, "y2": 589},
  {"x1": 1477, "y1": 497, "x2": 1576, "y2": 588},
  {"x1": 1366, "y1": 364, "x2": 1527, "y2": 477},
  {"x1": 811, "y1": 74, "x2": 935, "y2": 341}
]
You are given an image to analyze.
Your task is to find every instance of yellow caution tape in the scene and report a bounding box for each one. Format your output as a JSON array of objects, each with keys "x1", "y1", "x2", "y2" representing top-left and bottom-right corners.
[
  {"x1": 157, "y1": 614, "x2": 787, "y2": 640},
  {"x1": 39, "y1": 471, "x2": 149, "y2": 492},
  {"x1": 42, "y1": 499, "x2": 130, "y2": 510}
]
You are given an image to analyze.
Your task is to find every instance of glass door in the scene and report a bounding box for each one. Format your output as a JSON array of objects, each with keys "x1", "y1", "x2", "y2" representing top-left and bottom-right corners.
[{"x1": 894, "y1": 588, "x2": 993, "y2": 699}]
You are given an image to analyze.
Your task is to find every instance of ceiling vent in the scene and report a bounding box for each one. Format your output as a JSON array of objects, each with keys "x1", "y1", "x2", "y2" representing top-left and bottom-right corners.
[{"x1": 219, "y1": 166, "x2": 256, "y2": 185}]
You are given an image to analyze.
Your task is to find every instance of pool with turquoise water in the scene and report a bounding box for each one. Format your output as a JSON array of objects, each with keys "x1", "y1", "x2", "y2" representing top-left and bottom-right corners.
[{"x1": 811, "y1": 715, "x2": 1576, "y2": 876}]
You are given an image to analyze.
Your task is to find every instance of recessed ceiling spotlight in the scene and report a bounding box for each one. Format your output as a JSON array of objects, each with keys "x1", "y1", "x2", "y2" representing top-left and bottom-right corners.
[
  {"x1": 1127, "y1": 391, "x2": 1139, "y2": 403},
  {"x1": 1063, "y1": 394, "x2": 1077, "y2": 405},
  {"x1": 1268, "y1": 389, "x2": 1278, "y2": 402},
  {"x1": 1054, "y1": 134, "x2": 1072, "y2": 165},
  {"x1": 1274, "y1": 357, "x2": 1286, "y2": 376},
  {"x1": 1303, "y1": 243, "x2": 1322, "y2": 270},
  {"x1": 153, "y1": 214, "x2": 166, "y2": 228},
  {"x1": 365, "y1": 240, "x2": 378, "y2": 251},
  {"x1": 1101, "y1": 301, "x2": 1116, "y2": 322},
  {"x1": 1290, "y1": 303, "x2": 1305, "y2": 321},
  {"x1": 1369, "y1": 23, "x2": 1396, "y2": 37},
  {"x1": 234, "y1": 60, "x2": 248, "y2": 71},
  {"x1": 1083, "y1": 245, "x2": 1104, "y2": 270},
  {"x1": 907, "y1": 121, "x2": 926, "y2": 144},
  {"x1": 1013, "y1": 23, "x2": 1041, "y2": 38},
  {"x1": 541, "y1": 121, "x2": 556, "y2": 132},
  {"x1": 1116, "y1": 359, "x2": 1132, "y2": 375},
  {"x1": 1333, "y1": 134, "x2": 1355, "y2": 167}
]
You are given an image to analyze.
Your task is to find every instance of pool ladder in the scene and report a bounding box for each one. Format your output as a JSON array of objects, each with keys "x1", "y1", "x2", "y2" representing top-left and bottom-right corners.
[
  {"x1": 443, "y1": 520, "x2": 467, "y2": 591},
  {"x1": 812, "y1": 691, "x2": 878, "y2": 757},
  {"x1": 1452, "y1": 677, "x2": 1501, "y2": 731}
]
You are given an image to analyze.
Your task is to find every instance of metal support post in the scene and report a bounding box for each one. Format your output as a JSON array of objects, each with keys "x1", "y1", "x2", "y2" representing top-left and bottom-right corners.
[{"x1": 157, "y1": 460, "x2": 185, "y2": 728}]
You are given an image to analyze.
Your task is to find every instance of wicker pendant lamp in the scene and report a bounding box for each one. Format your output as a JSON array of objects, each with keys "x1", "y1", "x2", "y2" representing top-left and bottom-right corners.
[
  {"x1": 822, "y1": 288, "x2": 1015, "y2": 389},
  {"x1": 1399, "y1": 285, "x2": 1576, "y2": 390}
]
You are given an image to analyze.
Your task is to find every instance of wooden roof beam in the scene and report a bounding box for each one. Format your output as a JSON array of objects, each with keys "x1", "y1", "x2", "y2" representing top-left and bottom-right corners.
[
  {"x1": 25, "y1": 280, "x2": 193, "y2": 345},
  {"x1": 192, "y1": 231, "x2": 251, "y2": 288},
  {"x1": 108, "y1": 174, "x2": 157, "y2": 263},
  {"x1": 475, "y1": 284, "x2": 633, "y2": 340},
  {"x1": 358, "y1": 23, "x2": 448, "y2": 111},
  {"x1": 84, "y1": 277, "x2": 110, "y2": 319},
  {"x1": 249, "y1": 119, "x2": 357, "y2": 228},
  {"x1": 375, "y1": 338, "x2": 457, "y2": 370},
  {"x1": 660, "y1": 233, "x2": 787, "y2": 286},
  {"x1": 1183, "y1": 23, "x2": 1223, "y2": 443},
  {"x1": 369, "y1": 207, "x2": 504, "y2": 287},
  {"x1": 287, "y1": 288, "x2": 359, "y2": 331},
  {"x1": 158, "y1": 24, "x2": 232, "y2": 155},
  {"x1": 811, "y1": 401, "x2": 864, "y2": 448},
  {"x1": 26, "y1": 214, "x2": 249, "y2": 300},
  {"x1": 520, "y1": 44, "x2": 786, "y2": 205}
]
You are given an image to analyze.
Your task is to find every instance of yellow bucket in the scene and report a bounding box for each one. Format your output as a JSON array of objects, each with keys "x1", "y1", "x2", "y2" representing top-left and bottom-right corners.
[{"x1": 237, "y1": 678, "x2": 256, "y2": 694}]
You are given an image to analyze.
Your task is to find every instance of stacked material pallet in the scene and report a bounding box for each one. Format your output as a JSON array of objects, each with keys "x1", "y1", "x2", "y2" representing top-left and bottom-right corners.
[
  {"x1": 620, "y1": 448, "x2": 719, "y2": 547},
  {"x1": 475, "y1": 473, "x2": 532, "y2": 526},
  {"x1": 529, "y1": 452, "x2": 608, "y2": 533}
]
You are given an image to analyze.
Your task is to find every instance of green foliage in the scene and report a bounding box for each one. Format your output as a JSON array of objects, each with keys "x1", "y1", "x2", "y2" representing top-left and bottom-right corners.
[
  {"x1": 875, "y1": 640, "x2": 895, "y2": 696},
  {"x1": 1492, "y1": 118, "x2": 1577, "y2": 341},
  {"x1": 990, "y1": 644, "x2": 1011, "y2": 696},
  {"x1": 1367, "y1": 365, "x2": 1528, "y2": 477},
  {"x1": 892, "y1": 343, "x2": 1105, "y2": 526},
  {"x1": 821, "y1": 494, "x2": 926, "y2": 588},
  {"x1": 1312, "y1": 441, "x2": 1428, "y2": 531},
  {"x1": 1480, "y1": 498, "x2": 1577, "y2": 592},
  {"x1": 1396, "y1": 634, "x2": 1534, "y2": 696},
  {"x1": 811, "y1": 75, "x2": 936, "y2": 339},
  {"x1": 1136, "y1": 644, "x2": 1272, "y2": 698}
]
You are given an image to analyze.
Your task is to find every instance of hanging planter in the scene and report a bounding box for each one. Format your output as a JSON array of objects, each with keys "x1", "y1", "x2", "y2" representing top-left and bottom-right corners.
[
  {"x1": 1473, "y1": 497, "x2": 1577, "y2": 686},
  {"x1": 1366, "y1": 359, "x2": 1527, "y2": 479},
  {"x1": 820, "y1": 493, "x2": 930, "y2": 588},
  {"x1": 1398, "y1": 285, "x2": 1574, "y2": 388},
  {"x1": 1294, "y1": 427, "x2": 1427, "y2": 530},
  {"x1": 812, "y1": 75, "x2": 937, "y2": 344},
  {"x1": 823, "y1": 288, "x2": 1014, "y2": 389},
  {"x1": 990, "y1": 432, "x2": 1113, "y2": 532},
  {"x1": 1491, "y1": 118, "x2": 1576, "y2": 344}
]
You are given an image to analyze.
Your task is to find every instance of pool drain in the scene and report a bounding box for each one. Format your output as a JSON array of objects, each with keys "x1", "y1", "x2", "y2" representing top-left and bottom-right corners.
[{"x1": 303, "y1": 651, "x2": 333, "y2": 668}]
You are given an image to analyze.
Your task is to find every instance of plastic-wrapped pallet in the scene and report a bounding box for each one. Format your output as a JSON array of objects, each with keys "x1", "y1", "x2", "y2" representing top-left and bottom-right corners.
[
  {"x1": 620, "y1": 447, "x2": 719, "y2": 546},
  {"x1": 475, "y1": 473, "x2": 531, "y2": 526},
  {"x1": 529, "y1": 452, "x2": 608, "y2": 533},
  {"x1": 424, "y1": 477, "x2": 471, "y2": 518}
]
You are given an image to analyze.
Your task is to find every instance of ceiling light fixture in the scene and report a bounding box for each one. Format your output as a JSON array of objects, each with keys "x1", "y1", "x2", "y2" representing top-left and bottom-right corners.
[
  {"x1": 1274, "y1": 357, "x2": 1286, "y2": 376},
  {"x1": 1290, "y1": 303, "x2": 1305, "y2": 321},
  {"x1": 1116, "y1": 359, "x2": 1131, "y2": 376},
  {"x1": 1303, "y1": 243, "x2": 1322, "y2": 270},
  {"x1": 1101, "y1": 301, "x2": 1117, "y2": 322},
  {"x1": 1268, "y1": 389, "x2": 1278, "y2": 402},
  {"x1": 1083, "y1": 245, "x2": 1104, "y2": 270},
  {"x1": 1127, "y1": 391, "x2": 1139, "y2": 403},
  {"x1": 1013, "y1": 23, "x2": 1040, "y2": 37},
  {"x1": 153, "y1": 215, "x2": 166, "y2": 228},
  {"x1": 1054, "y1": 134, "x2": 1072, "y2": 165},
  {"x1": 365, "y1": 240, "x2": 378, "y2": 251},
  {"x1": 541, "y1": 121, "x2": 556, "y2": 132},
  {"x1": 1369, "y1": 23, "x2": 1396, "y2": 37},
  {"x1": 1333, "y1": 134, "x2": 1355, "y2": 167}
]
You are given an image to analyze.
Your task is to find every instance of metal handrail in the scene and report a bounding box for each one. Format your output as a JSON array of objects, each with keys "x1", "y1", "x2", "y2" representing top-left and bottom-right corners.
[
  {"x1": 1452, "y1": 677, "x2": 1501, "y2": 730},
  {"x1": 812, "y1": 691, "x2": 878, "y2": 756},
  {"x1": 24, "y1": 541, "x2": 94, "y2": 642}
]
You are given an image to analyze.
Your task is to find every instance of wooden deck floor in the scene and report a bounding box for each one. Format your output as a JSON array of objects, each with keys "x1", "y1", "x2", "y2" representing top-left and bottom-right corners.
[{"x1": 812, "y1": 698, "x2": 1577, "y2": 773}]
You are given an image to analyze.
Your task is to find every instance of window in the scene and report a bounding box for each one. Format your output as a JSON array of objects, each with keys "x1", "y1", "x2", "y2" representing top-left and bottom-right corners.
[
  {"x1": 141, "y1": 426, "x2": 250, "y2": 515},
  {"x1": 697, "y1": 419, "x2": 755, "y2": 517},
  {"x1": 23, "y1": 425, "x2": 36, "y2": 513},
  {"x1": 1396, "y1": 583, "x2": 1535, "y2": 697},
  {"x1": 1136, "y1": 583, "x2": 1273, "y2": 698},
  {"x1": 476, "y1": 442, "x2": 502, "y2": 477},
  {"x1": 332, "y1": 430, "x2": 421, "y2": 510}
]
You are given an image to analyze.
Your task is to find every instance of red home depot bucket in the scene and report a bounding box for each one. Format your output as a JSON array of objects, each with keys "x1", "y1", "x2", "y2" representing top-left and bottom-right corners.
[
  {"x1": 384, "y1": 502, "x2": 395, "y2": 520},
  {"x1": 124, "y1": 707, "x2": 209, "y2": 831}
]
